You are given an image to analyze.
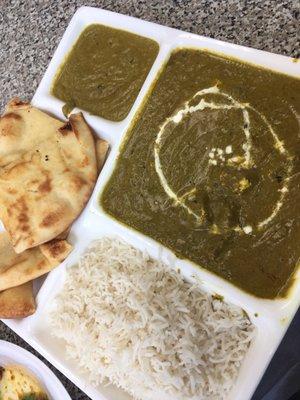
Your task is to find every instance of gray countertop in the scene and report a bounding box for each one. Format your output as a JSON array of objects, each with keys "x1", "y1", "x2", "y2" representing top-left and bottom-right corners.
[{"x1": 0, "y1": 1, "x2": 299, "y2": 399}]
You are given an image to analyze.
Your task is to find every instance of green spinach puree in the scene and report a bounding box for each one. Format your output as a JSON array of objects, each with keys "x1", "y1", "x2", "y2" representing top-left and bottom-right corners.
[
  {"x1": 52, "y1": 24, "x2": 159, "y2": 121},
  {"x1": 101, "y1": 49, "x2": 300, "y2": 298}
]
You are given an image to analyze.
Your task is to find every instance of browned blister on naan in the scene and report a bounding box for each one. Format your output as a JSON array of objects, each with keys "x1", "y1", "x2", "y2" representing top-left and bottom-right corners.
[{"x1": 0, "y1": 100, "x2": 97, "y2": 253}]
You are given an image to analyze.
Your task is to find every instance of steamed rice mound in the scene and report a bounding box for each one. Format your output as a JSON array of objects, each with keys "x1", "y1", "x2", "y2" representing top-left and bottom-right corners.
[{"x1": 50, "y1": 237, "x2": 254, "y2": 400}]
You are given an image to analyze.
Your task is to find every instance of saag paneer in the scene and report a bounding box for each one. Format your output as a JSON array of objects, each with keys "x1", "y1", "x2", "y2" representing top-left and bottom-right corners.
[
  {"x1": 52, "y1": 24, "x2": 159, "y2": 121},
  {"x1": 101, "y1": 49, "x2": 300, "y2": 298}
]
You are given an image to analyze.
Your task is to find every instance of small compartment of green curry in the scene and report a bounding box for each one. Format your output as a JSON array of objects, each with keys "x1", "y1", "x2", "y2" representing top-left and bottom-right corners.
[
  {"x1": 101, "y1": 48, "x2": 300, "y2": 299},
  {"x1": 52, "y1": 24, "x2": 159, "y2": 121}
]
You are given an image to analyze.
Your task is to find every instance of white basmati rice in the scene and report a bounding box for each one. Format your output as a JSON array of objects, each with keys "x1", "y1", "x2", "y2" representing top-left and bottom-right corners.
[{"x1": 50, "y1": 237, "x2": 254, "y2": 400}]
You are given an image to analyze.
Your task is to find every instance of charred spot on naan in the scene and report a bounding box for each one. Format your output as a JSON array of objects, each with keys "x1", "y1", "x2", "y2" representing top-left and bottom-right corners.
[
  {"x1": 1, "y1": 112, "x2": 22, "y2": 120},
  {"x1": 45, "y1": 240, "x2": 68, "y2": 259},
  {"x1": 7, "y1": 98, "x2": 30, "y2": 109},
  {"x1": 81, "y1": 155, "x2": 90, "y2": 167},
  {"x1": 37, "y1": 175, "x2": 52, "y2": 193},
  {"x1": 0, "y1": 113, "x2": 23, "y2": 139},
  {"x1": 59, "y1": 117, "x2": 90, "y2": 152},
  {"x1": 58, "y1": 121, "x2": 73, "y2": 135},
  {"x1": 13, "y1": 196, "x2": 28, "y2": 213},
  {"x1": 72, "y1": 174, "x2": 87, "y2": 191},
  {"x1": 25, "y1": 169, "x2": 52, "y2": 194},
  {"x1": 36, "y1": 259, "x2": 47, "y2": 271},
  {"x1": 7, "y1": 196, "x2": 31, "y2": 237},
  {"x1": 40, "y1": 238, "x2": 73, "y2": 265},
  {"x1": 40, "y1": 206, "x2": 67, "y2": 228}
]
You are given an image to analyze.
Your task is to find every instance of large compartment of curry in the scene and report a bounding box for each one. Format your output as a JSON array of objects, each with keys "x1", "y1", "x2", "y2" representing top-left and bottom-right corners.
[{"x1": 101, "y1": 49, "x2": 300, "y2": 299}]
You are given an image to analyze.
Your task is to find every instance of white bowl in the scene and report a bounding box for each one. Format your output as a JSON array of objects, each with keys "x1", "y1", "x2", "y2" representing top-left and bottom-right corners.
[{"x1": 0, "y1": 340, "x2": 71, "y2": 399}]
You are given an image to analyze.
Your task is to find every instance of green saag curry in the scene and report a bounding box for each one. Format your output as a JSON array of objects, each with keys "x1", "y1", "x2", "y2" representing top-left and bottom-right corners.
[
  {"x1": 52, "y1": 24, "x2": 159, "y2": 121},
  {"x1": 101, "y1": 49, "x2": 300, "y2": 298}
]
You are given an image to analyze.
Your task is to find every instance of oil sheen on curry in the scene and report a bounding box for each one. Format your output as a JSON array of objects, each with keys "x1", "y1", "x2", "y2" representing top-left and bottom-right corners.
[
  {"x1": 52, "y1": 24, "x2": 159, "y2": 121},
  {"x1": 101, "y1": 49, "x2": 300, "y2": 298}
]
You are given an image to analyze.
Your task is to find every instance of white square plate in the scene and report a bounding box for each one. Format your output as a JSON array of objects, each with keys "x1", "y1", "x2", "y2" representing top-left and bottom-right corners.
[{"x1": 2, "y1": 6, "x2": 300, "y2": 400}]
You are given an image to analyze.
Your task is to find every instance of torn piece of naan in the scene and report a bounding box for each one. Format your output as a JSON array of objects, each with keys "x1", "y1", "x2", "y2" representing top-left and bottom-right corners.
[
  {"x1": 0, "y1": 100, "x2": 97, "y2": 253},
  {"x1": 0, "y1": 281, "x2": 36, "y2": 319},
  {"x1": 0, "y1": 232, "x2": 72, "y2": 292}
]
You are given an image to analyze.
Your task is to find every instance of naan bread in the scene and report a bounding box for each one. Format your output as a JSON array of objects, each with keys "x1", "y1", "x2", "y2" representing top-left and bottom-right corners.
[
  {"x1": 96, "y1": 138, "x2": 110, "y2": 172},
  {"x1": 0, "y1": 281, "x2": 36, "y2": 319},
  {"x1": 39, "y1": 238, "x2": 72, "y2": 265},
  {"x1": 0, "y1": 232, "x2": 72, "y2": 291},
  {"x1": 0, "y1": 100, "x2": 97, "y2": 253}
]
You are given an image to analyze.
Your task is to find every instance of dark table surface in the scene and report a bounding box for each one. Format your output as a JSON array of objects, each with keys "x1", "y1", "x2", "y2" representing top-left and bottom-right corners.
[{"x1": 0, "y1": 1, "x2": 299, "y2": 399}]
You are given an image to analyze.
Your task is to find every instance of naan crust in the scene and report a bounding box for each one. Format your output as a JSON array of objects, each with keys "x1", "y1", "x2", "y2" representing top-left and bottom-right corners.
[
  {"x1": 95, "y1": 138, "x2": 110, "y2": 172},
  {"x1": 0, "y1": 232, "x2": 72, "y2": 292},
  {"x1": 0, "y1": 100, "x2": 97, "y2": 253},
  {"x1": 0, "y1": 281, "x2": 36, "y2": 319}
]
